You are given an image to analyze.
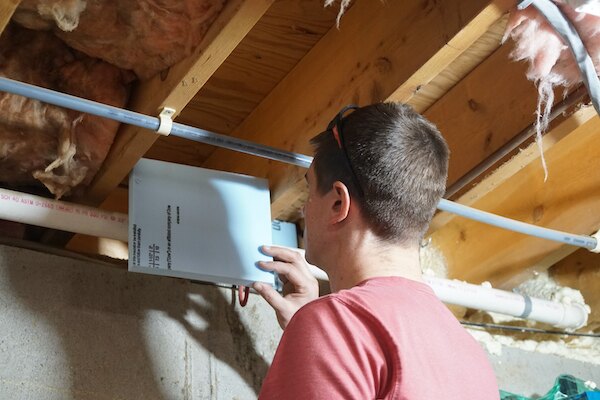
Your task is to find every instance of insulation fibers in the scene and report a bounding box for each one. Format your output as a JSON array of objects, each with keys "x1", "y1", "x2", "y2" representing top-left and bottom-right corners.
[
  {"x1": 11, "y1": 0, "x2": 86, "y2": 31},
  {"x1": 0, "y1": 25, "x2": 131, "y2": 198},
  {"x1": 505, "y1": 2, "x2": 600, "y2": 89},
  {"x1": 324, "y1": 0, "x2": 352, "y2": 27},
  {"x1": 564, "y1": 0, "x2": 600, "y2": 16},
  {"x1": 504, "y1": 1, "x2": 600, "y2": 179}
]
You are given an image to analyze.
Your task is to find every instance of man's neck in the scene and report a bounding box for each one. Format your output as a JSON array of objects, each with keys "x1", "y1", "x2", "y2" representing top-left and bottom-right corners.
[{"x1": 325, "y1": 231, "x2": 422, "y2": 293}]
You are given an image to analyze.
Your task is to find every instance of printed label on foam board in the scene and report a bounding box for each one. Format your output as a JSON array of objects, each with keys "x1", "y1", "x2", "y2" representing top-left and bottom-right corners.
[{"x1": 129, "y1": 158, "x2": 274, "y2": 286}]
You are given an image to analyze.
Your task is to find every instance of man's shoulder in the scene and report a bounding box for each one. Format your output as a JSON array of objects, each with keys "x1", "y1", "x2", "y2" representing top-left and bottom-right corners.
[
  {"x1": 288, "y1": 290, "x2": 370, "y2": 330},
  {"x1": 296, "y1": 282, "x2": 388, "y2": 317},
  {"x1": 293, "y1": 278, "x2": 446, "y2": 330},
  {"x1": 297, "y1": 293, "x2": 347, "y2": 315},
  {"x1": 286, "y1": 294, "x2": 352, "y2": 326}
]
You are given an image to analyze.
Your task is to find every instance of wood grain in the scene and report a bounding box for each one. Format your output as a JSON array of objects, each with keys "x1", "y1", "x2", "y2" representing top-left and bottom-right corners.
[
  {"x1": 82, "y1": 0, "x2": 273, "y2": 205},
  {"x1": 430, "y1": 109, "x2": 600, "y2": 286},
  {"x1": 0, "y1": 0, "x2": 19, "y2": 37},
  {"x1": 199, "y1": 0, "x2": 509, "y2": 220},
  {"x1": 146, "y1": 0, "x2": 339, "y2": 167}
]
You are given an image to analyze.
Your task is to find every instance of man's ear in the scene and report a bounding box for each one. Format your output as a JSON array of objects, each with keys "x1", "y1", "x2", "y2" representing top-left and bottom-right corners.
[{"x1": 329, "y1": 181, "x2": 351, "y2": 224}]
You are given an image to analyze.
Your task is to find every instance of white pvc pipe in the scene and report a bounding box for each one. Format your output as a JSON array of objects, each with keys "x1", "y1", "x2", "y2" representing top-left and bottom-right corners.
[
  {"x1": 0, "y1": 188, "x2": 588, "y2": 329},
  {"x1": 0, "y1": 188, "x2": 128, "y2": 241},
  {"x1": 283, "y1": 247, "x2": 588, "y2": 330},
  {"x1": 423, "y1": 276, "x2": 589, "y2": 330}
]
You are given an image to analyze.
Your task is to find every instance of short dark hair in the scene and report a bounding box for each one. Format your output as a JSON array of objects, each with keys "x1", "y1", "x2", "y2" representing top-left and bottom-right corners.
[{"x1": 310, "y1": 102, "x2": 449, "y2": 244}]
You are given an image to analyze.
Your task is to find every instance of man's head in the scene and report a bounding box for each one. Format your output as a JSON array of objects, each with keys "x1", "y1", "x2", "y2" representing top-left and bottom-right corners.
[{"x1": 304, "y1": 102, "x2": 449, "y2": 264}]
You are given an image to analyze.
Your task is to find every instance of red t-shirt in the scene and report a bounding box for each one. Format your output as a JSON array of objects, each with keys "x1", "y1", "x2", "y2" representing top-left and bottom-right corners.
[{"x1": 259, "y1": 276, "x2": 499, "y2": 399}]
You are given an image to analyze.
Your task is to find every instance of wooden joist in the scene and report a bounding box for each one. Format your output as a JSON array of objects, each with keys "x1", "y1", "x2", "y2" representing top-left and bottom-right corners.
[
  {"x1": 430, "y1": 107, "x2": 600, "y2": 287},
  {"x1": 0, "y1": 0, "x2": 19, "y2": 36},
  {"x1": 144, "y1": 0, "x2": 339, "y2": 169},
  {"x1": 82, "y1": 0, "x2": 274, "y2": 206},
  {"x1": 388, "y1": 12, "x2": 508, "y2": 112},
  {"x1": 200, "y1": 0, "x2": 511, "y2": 221},
  {"x1": 424, "y1": 43, "x2": 537, "y2": 188},
  {"x1": 177, "y1": 0, "x2": 340, "y2": 135},
  {"x1": 403, "y1": 14, "x2": 508, "y2": 114}
]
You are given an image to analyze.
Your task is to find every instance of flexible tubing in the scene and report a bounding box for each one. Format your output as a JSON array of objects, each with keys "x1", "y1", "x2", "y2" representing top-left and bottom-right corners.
[
  {"x1": 437, "y1": 199, "x2": 598, "y2": 250},
  {"x1": 0, "y1": 77, "x2": 312, "y2": 168},
  {"x1": 0, "y1": 77, "x2": 596, "y2": 250}
]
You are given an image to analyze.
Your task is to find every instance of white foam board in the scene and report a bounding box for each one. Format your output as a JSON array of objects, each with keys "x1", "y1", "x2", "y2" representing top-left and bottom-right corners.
[{"x1": 128, "y1": 159, "x2": 274, "y2": 286}]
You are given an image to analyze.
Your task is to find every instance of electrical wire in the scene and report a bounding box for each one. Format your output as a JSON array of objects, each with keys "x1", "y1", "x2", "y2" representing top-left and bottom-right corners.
[{"x1": 461, "y1": 321, "x2": 600, "y2": 338}]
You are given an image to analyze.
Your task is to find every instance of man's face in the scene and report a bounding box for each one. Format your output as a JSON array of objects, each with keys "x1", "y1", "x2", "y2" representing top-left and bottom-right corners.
[{"x1": 303, "y1": 164, "x2": 326, "y2": 266}]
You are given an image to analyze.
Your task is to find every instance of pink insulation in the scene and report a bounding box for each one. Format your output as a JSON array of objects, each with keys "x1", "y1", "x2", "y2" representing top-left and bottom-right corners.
[
  {"x1": 0, "y1": 0, "x2": 227, "y2": 199},
  {"x1": 0, "y1": 25, "x2": 131, "y2": 198},
  {"x1": 504, "y1": 2, "x2": 600, "y2": 87},
  {"x1": 503, "y1": 1, "x2": 600, "y2": 179},
  {"x1": 13, "y1": 0, "x2": 227, "y2": 79}
]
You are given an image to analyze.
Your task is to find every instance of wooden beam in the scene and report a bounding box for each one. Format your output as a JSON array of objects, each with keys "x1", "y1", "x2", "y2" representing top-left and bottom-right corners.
[
  {"x1": 0, "y1": 0, "x2": 19, "y2": 36},
  {"x1": 276, "y1": 12, "x2": 513, "y2": 223},
  {"x1": 402, "y1": 14, "x2": 508, "y2": 114},
  {"x1": 82, "y1": 0, "x2": 273, "y2": 205},
  {"x1": 430, "y1": 105, "x2": 596, "y2": 232},
  {"x1": 425, "y1": 43, "x2": 539, "y2": 189},
  {"x1": 387, "y1": 13, "x2": 508, "y2": 112},
  {"x1": 144, "y1": 0, "x2": 339, "y2": 169},
  {"x1": 177, "y1": 0, "x2": 340, "y2": 134},
  {"x1": 200, "y1": 0, "x2": 512, "y2": 220},
  {"x1": 430, "y1": 107, "x2": 600, "y2": 287}
]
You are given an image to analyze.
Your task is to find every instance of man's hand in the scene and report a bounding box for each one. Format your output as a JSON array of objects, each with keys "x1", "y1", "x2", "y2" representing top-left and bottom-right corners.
[{"x1": 253, "y1": 245, "x2": 319, "y2": 329}]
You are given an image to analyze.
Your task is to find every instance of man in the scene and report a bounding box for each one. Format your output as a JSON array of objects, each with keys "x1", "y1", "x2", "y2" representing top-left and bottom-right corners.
[{"x1": 252, "y1": 103, "x2": 499, "y2": 399}]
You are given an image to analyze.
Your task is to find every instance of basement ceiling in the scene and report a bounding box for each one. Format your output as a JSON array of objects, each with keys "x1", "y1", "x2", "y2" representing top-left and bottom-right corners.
[{"x1": 0, "y1": 0, "x2": 598, "y2": 332}]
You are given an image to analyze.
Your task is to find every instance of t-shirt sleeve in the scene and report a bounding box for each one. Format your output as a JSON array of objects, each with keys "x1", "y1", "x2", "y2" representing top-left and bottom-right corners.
[{"x1": 259, "y1": 297, "x2": 391, "y2": 400}]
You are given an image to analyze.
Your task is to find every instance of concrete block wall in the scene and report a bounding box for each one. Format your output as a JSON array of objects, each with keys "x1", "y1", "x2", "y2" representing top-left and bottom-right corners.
[
  {"x1": 0, "y1": 242, "x2": 598, "y2": 399},
  {"x1": 0, "y1": 243, "x2": 281, "y2": 399}
]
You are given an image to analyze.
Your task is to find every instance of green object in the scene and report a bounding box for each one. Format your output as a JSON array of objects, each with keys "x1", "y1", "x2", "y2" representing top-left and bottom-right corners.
[{"x1": 500, "y1": 375, "x2": 599, "y2": 399}]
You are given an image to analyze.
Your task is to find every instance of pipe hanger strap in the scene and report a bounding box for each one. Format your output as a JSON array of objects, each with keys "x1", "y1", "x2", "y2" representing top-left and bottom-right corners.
[
  {"x1": 157, "y1": 107, "x2": 176, "y2": 136},
  {"x1": 592, "y1": 230, "x2": 600, "y2": 253}
]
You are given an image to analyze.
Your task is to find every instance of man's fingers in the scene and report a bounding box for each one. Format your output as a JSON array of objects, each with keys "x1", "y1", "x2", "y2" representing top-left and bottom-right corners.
[
  {"x1": 262, "y1": 245, "x2": 306, "y2": 265},
  {"x1": 253, "y1": 282, "x2": 287, "y2": 311},
  {"x1": 261, "y1": 245, "x2": 313, "y2": 278},
  {"x1": 258, "y1": 260, "x2": 308, "y2": 288}
]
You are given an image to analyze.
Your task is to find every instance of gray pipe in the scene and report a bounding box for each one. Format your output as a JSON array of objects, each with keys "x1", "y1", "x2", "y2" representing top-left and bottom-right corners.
[{"x1": 0, "y1": 77, "x2": 597, "y2": 251}]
